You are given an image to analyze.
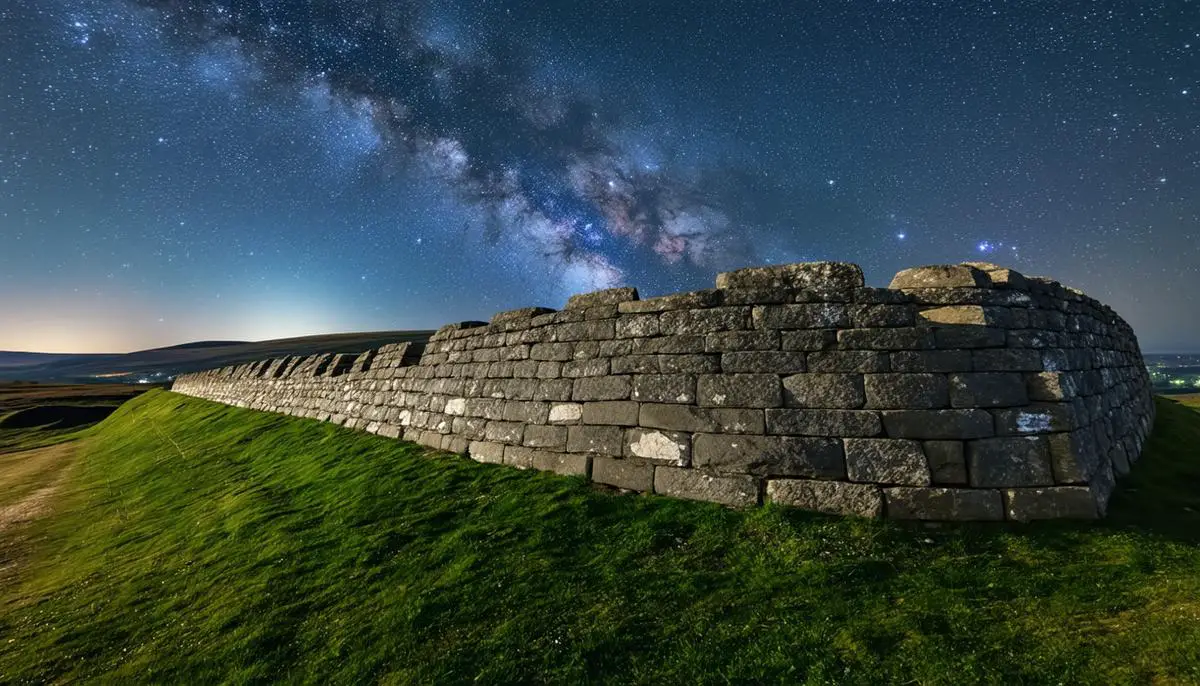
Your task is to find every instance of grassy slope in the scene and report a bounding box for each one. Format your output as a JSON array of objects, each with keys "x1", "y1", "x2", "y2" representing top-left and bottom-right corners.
[{"x1": 1, "y1": 391, "x2": 1198, "y2": 684}]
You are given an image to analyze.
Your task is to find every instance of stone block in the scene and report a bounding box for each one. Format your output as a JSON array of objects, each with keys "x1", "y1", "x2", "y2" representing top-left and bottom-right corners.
[
  {"x1": 631, "y1": 374, "x2": 696, "y2": 404},
  {"x1": 836, "y1": 327, "x2": 935, "y2": 350},
  {"x1": 563, "y1": 358, "x2": 610, "y2": 378},
  {"x1": 917, "y1": 305, "x2": 1007, "y2": 326},
  {"x1": 753, "y1": 304, "x2": 851, "y2": 329},
  {"x1": 883, "y1": 487, "x2": 1003, "y2": 521},
  {"x1": 592, "y1": 456, "x2": 655, "y2": 492},
  {"x1": 715, "y1": 261, "x2": 865, "y2": 292},
  {"x1": 503, "y1": 445, "x2": 537, "y2": 469},
  {"x1": 468, "y1": 440, "x2": 506, "y2": 464},
  {"x1": 531, "y1": 450, "x2": 591, "y2": 476},
  {"x1": 698, "y1": 374, "x2": 782, "y2": 408},
  {"x1": 851, "y1": 304, "x2": 914, "y2": 327},
  {"x1": 890, "y1": 350, "x2": 973, "y2": 373},
  {"x1": 705, "y1": 330, "x2": 780, "y2": 352},
  {"x1": 491, "y1": 306, "x2": 556, "y2": 325},
  {"x1": 581, "y1": 401, "x2": 640, "y2": 426},
  {"x1": 618, "y1": 289, "x2": 721, "y2": 313},
  {"x1": 923, "y1": 441, "x2": 967, "y2": 484},
  {"x1": 889, "y1": 264, "x2": 993, "y2": 289},
  {"x1": 611, "y1": 355, "x2": 660, "y2": 374},
  {"x1": 881, "y1": 409, "x2": 994, "y2": 439},
  {"x1": 780, "y1": 330, "x2": 838, "y2": 351},
  {"x1": 972, "y1": 348, "x2": 1043, "y2": 372},
  {"x1": 721, "y1": 351, "x2": 807, "y2": 374},
  {"x1": 766, "y1": 409, "x2": 883, "y2": 437},
  {"x1": 484, "y1": 421, "x2": 524, "y2": 444},
  {"x1": 933, "y1": 326, "x2": 1007, "y2": 349},
  {"x1": 766, "y1": 479, "x2": 883, "y2": 518},
  {"x1": 615, "y1": 314, "x2": 660, "y2": 338},
  {"x1": 654, "y1": 467, "x2": 760, "y2": 507},
  {"x1": 523, "y1": 424, "x2": 568, "y2": 450},
  {"x1": 572, "y1": 376, "x2": 631, "y2": 401},
  {"x1": 948, "y1": 373, "x2": 1028, "y2": 408},
  {"x1": 1003, "y1": 487, "x2": 1099, "y2": 521},
  {"x1": 548, "y1": 402, "x2": 583, "y2": 424},
  {"x1": 566, "y1": 425, "x2": 624, "y2": 455},
  {"x1": 1047, "y1": 429, "x2": 1098, "y2": 484},
  {"x1": 566, "y1": 287, "x2": 638, "y2": 309},
  {"x1": 625, "y1": 428, "x2": 691, "y2": 466},
  {"x1": 844, "y1": 438, "x2": 931, "y2": 485},
  {"x1": 807, "y1": 351, "x2": 889, "y2": 373},
  {"x1": 967, "y1": 436, "x2": 1054, "y2": 487},
  {"x1": 631, "y1": 335, "x2": 706, "y2": 354},
  {"x1": 863, "y1": 373, "x2": 949, "y2": 409},
  {"x1": 658, "y1": 354, "x2": 720, "y2": 374},
  {"x1": 993, "y1": 403, "x2": 1078, "y2": 435},
  {"x1": 693, "y1": 434, "x2": 845, "y2": 478},
  {"x1": 1027, "y1": 371, "x2": 1079, "y2": 401},
  {"x1": 501, "y1": 400, "x2": 550, "y2": 424},
  {"x1": 530, "y1": 343, "x2": 575, "y2": 362},
  {"x1": 660, "y1": 307, "x2": 750, "y2": 335},
  {"x1": 782, "y1": 373, "x2": 865, "y2": 409}
]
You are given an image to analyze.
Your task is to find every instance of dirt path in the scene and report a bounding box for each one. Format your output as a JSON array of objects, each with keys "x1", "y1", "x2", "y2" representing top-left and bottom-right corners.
[{"x1": 0, "y1": 442, "x2": 76, "y2": 588}]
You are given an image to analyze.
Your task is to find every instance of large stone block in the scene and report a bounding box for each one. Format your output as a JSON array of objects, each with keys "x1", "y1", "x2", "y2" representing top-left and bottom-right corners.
[
  {"x1": 889, "y1": 264, "x2": 993, "y2": 289},
  {"x1": 692, "y1": 434, "x2": 845, "y2": 478},
  {"x1": 993, "y1": 403, "x2": 1078, "y2": 435},
  {"x1": 1026, "y1": 371, "x2": 1080, "y2": 401},
  {"x1": 836, "y1": 327, "x2": 935, "y2": 350},
  {"x1": 780, "y1": 330, "x2": 838, "y2": 351},
  {"x1": 591, "y1": 456, "x2": 655, "y2": 492},
  {"x1": 698, "y1": 374, "x2": 782, "y2": 408},
  {"x1": 917, "y1": 305, "x2": 1007, "y2": 326},
  {"x1": 706, "y1": 330, "x2": 781, "y2": 352},
  {"x1": 923, "y1": 440, "x2": 967, "y2": 484},
  {"x1": 881, "y1": 409, "x2": 994, "y2": 439},
  {"x1": 766, "y1": 409, "x2": 883, "y2": 437},
  {"x1": 523, "y1": 424, "x2": 568, "y2": 450},
  {"x1": 660, "y1": 307, "x2": 750, "y2": 335},
  {"x1": 890, "y1": 350, "x2": 974, "y2": 373},
  {"x1": 572, "y1": 376, "x2": 632, "y2": 401},
  {"x1": 807, "y1": 351, "x2": 889, "y2": 373},
  {"x1": 766, "y1": 479, "x2": 883, "y2": 518},
  {"x1": 844, "y1": 438, "x2": 931, "y2": 485},
  {"x1": 850, "y1": 304, "x2": 914, "y2": 328},
  {"x1": 753, "y1": 304, "x2": 851, "y2": 329},
  {"x1": 967, "y1": 436, "x2": 1054, "y2": 487},
  {"x1": 883, "y1": 487, "x2": 1004, "y2": 521},
  {"x1": 1003, "y1": 487, "x2": 1099, "y2": 521},
  {"x1": 624, "y1": 428, "x2": 691, "y2": 466},
  {"x1": 654, "y1": 467, "x2": 760, "y2": 507},
  {"x1": 548, "y1": 402, "x2": 583, "y2": 424},
  {"x1": 566, "y1": 287, "x2": 638, "y2": 309},
  {"x1": 722, "y1": 351, "x2": 807, "y2": 374},
  {"x1": 638, "y1": 404, "x2": 764, "y2": 434},
  {"x1": 948, "y1": 373, "x2": 1028, "y2": 408},
  {"x1": 933, "y1": 326, "x2": 1007, "y2": 349},
  {"x1": 863, "y1": 373, "x2": 949, "y2": 409},
  {"x1": 972, "y1": 348, "x2": 1043, "y2": 372},
  {"x1": 715, "y1": 261, "x2": 865, "y2": 292},
  {"x1": 631, "y1": 335, "x2": 706, "y2": 355},
  {"x1": 531, "y1": 450, "x2": 591, "y2": 477},
  {"x1": 615, "y1": 314, "x2": 660, "y2": 338},
  {"x1": 658, "y1": 354, "x2": 721, "y2": 374},
  {"x1": 581, "y1": 401, "x2": 640, "y2": 426},
  {"x1": 631, "y1": 374, "x2": 696, "y2": 404},
  {"x1": 782, "y1": 373, "x2": 865, "y2": 409},
  {"x1": 618, "y1": 289, "x2": 721, "y2": 314},
  {"x1": 468, "y1": 440, "x2": 506, "y2": 464},
  {"x1": 566, "y1": 425, "x2": 624, "y2": 455},
  {"x1": 484, "y1": 421, "x2": 524, "y2": 444}
]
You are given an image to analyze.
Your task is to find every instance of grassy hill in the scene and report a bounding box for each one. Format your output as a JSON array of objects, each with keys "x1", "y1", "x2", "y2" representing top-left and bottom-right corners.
[{"x1": 1, "y1": 390, "x2": 1198, "y2": 683}]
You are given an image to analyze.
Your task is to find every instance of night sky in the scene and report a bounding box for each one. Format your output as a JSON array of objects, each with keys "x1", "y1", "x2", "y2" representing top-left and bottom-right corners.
[{"x1": 1, "y1": 1, "x2": 1197, "y2": 353}]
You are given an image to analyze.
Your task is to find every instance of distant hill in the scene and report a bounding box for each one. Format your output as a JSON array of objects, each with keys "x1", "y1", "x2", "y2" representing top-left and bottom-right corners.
[{"x1": 0, "y1": 330, "x2": 434, "y2": 383}]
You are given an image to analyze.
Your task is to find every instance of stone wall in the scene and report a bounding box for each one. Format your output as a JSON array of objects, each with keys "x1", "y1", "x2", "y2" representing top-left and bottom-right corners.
[{"x1": 172, "y1": 261, "x2": 1154, "y2": 521}]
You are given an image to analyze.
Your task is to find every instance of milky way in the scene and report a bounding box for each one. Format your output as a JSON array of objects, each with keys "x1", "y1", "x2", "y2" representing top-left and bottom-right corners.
[{"x1": 1, "y1": 1, "x2": 1197, "y2": 352}]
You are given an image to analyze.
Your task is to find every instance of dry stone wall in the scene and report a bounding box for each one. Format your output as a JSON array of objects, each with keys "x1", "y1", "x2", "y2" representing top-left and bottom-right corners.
[{"x1": 172, "y1": 261, "x2": 1154, "y2": 521}]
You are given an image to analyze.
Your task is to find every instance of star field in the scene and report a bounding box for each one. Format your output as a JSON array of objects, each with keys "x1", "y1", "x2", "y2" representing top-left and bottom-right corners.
[{"x1": 1, "y1": 0, "x2": 1197, "y2": 352}]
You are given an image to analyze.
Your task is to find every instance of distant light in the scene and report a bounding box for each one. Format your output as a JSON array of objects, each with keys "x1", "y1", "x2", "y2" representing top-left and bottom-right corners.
[
  {"x1": 896, "y1": 232, "x2": 906, "y2": 240},
  {"x1": 827, "y1": 179, "x2": 835, "y2": 186}
]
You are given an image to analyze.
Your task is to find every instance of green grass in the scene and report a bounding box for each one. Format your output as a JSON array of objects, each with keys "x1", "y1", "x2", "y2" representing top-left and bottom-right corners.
[{"x1": 1, "y1": 390, "x2": 1198, "y2": 683}]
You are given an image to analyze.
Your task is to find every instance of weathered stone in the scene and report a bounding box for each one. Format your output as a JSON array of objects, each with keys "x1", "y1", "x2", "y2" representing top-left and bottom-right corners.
[
  {"x1": 484, "y1": 421, "x2": 524, "y2": 444},
  {"x1": 610, "y1": 355, "x2": 660, "y2": 374},
  {"x1": 705, "y1": 330, "x2": 780, "y2": 352},
  {"x1": 563, "y1": 358, "x2": 610, "y2": 378},
  {"x1": 491, "y1": 306, "x2": 556, "y2": 325},
  {"x1": 889, "y1": 264, "x2": 993, "y2": 289},
  {"x1": 780, "y1": 330, "x2": 837, "y2": 351},
  {"x1": 923, "y1": 440, "x2": 967, "y2": 484},
  {"x1": 693, "y1": 434, "x2": 845, "y2": 478},
  {"x1": 503, "y1": 445, "x2": 537, "y2": 469},
  {"x1": 530, "y1": 342, "x2": 575, "y2": 362},
  {"x1": 572, "y1": 376, "x2": 631, "y2": 401},
  {"x1": 782, "y1": 373, "x2": 865, "y2": 409},
  {"x1": 1026, "y1": 371, "x2": 1079, "y2": 401},
  {"x1": 766, "y1": 479, "x2": 883, "y2": 518},
  {"x1": 721, "y1": 351, "x2": 807, "y2": 374},
  {"x1": 933, "y1": 326, "x2": 1007, "y2": 349},
  {"x1": 883, "y1": 487, "x2": 1004, "y2": 521},
  {"x1": 967, "y1": 436, "x2": 1054, "y2": 487},
  {"x1": 836, "y1": 327, "x2": 935, "y2": 350},
  {"x1": 753, "y1": 304, "x2": 851, "y2": 329},
  {"x1": 531, "y1": 450, "x2": 591, "y2": 476},
  {"x1": 660, "y1": 307, "x2": 750, "y2": 335},
  {"x1": 566, "y1": 287, "x2": 638, "y2": 309},
  {"x1": 618, "y1": 289, "x2": 721, "y2": 313},
  {"x1": 501, "y1": 401, "x2": 549, "y2": 424},
  {"x1": 1004, "y1": 487, "x2": 1098, "y2": 521},
  {"x1": 881, "y1": 409, "x2": 994, "y2": 439},
  {"x1": 631, "y1": 335, "x2": 706, "y2": 354},
  {"x1": 808, "y1": 351, "x2": 889, "y2": 373},
  {"x1": 591, "y1": 456, "x2": 655, "y2": 491},
  {"x1": 766, "y1": 409, "x2": 883, "y2": 437},
  {"x1": 615, "y1": 314, "x2": 660, "y2": 338},
  {"x1": 890, "y1": 350, "x2": 973, "y2": 373},
  {"x1": 1047, "y1": 429, "x2": 1098, "y2": 483},
  {"x1": 566, "y1": 425, "x2": 623, "y2": 455},
  {"x1": 863, "y1": 374, "x2": 949, "y2": 409},
  {"x1": 548, "y1": 402, "x2": 582, "y2": 424},
  {"x1": 961, "y1": 262, "x2": 1029, "y2": 290},
  {"x1": 948, "y1": 373, "x2": 1028, "y2": 408},
  {"x1": 468, "y1": 440, "x2": 506, "y2": 464},
  {"x1": 993, "y1": 403, "x2": 1078, "y2": 435},
  {"x1": 844, "y1": 438, "x2": 931, "y2": 485},
  {"x1": 523, "y1": 424, "x2": 568, "y2": 449},
  {"x1": 917, "y1": 305, "x2": 1007, "y2": 326},
  {"x1": 973, "y1": 348, "x2": 1043, "y2": 372},
  {"x1": 698, "y1": 374, "x2": 782, "y2": 408},
  {"x1": 624, "y1": 428, "x2": 691, "y2": 466},
  {"x1": 716, "y1": 261, "x2": 865, "y2": 292},
  {"x1": 658, "y1": 354, "x2": 720, "y2": 374},
  {"x1": 653, "y1": 467, "x2": 759, "y2": 507},
  {"x1": 851, "y1": 304, "x2": 914, "y2": 327},
  {"x1": 631, "y1": 374, "x2": 696, "y2": 404},
  {"x1": 581, "y1": 401, "x2": 640, "y2": 426}
]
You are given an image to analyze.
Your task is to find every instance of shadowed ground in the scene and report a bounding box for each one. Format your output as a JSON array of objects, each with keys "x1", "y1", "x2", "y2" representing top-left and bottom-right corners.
[{"x1": 0, "y1": 390, "x2": 1197, "y2": 683}]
